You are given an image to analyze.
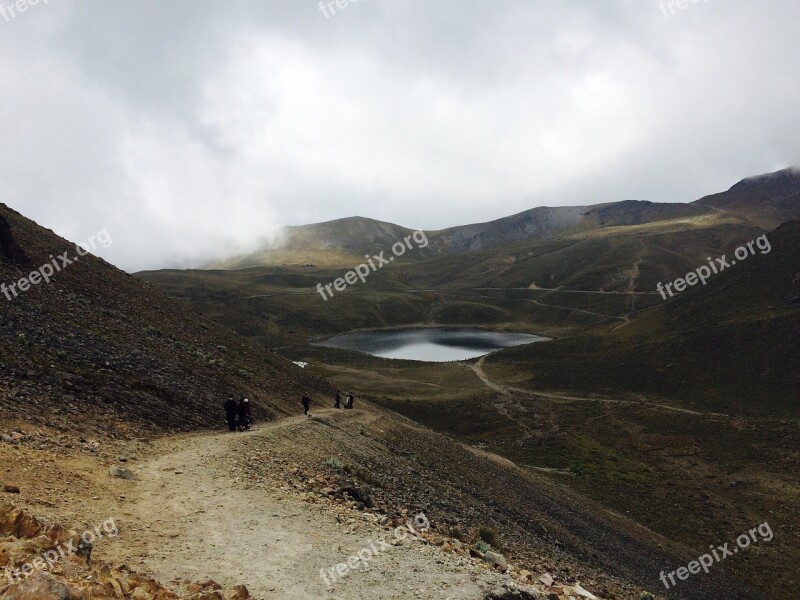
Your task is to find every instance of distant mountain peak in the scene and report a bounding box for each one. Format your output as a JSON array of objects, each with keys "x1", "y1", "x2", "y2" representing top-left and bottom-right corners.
[{"x1": 729, "y1": 167, "x2": 800, "y2": 192}]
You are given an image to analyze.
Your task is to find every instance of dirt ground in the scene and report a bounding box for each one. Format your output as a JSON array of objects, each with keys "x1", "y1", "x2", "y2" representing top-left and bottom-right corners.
[{"x1": 1, "y1": 411, "x2": 525, "y2": 600}]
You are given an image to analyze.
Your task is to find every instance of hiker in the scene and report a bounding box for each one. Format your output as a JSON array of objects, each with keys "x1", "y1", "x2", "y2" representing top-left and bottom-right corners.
[
  {"x1": 237, "y1": 398, "x2": 253, "y2": 431},
  {"x1": 224, "y1": 395, "x2": 238, "y2": 432},
  {"x1": 346, "y1": 393, "x2": 354, "y2": 409},
  {"x1": 334, "y1": 390, "x2": 341, "y2": 409},
  {"x1": 302, "y1": 395, "x2": 311, "y2": 417}
]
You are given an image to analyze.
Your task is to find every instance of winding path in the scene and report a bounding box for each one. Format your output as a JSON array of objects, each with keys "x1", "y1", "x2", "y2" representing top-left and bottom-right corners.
[{"x1": 470, "y1": 356, "x2": 723, "y2": 417}]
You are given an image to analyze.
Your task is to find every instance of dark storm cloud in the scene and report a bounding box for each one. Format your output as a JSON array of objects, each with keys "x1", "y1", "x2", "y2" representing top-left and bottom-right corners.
[{"x1": 0, "y1": 0, "x2": 798, "y2": 270}]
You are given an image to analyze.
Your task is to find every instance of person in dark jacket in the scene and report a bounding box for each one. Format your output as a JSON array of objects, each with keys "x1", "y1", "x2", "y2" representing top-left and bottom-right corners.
[
  {"x1": 346, "y1": 393, "x2": 354, "y2": 409},
  {"x1": 224, "y1": 395, "x2": 238, "y2": 432},
  {"x1": 302, "y1": 395, "x2": 311, "y2": 417},
  {"x1": 237, "y1": 398, "x2": 253, "y2": 431},
  {"x1": 334, "y1": 390, "x2": 341, "y2": 409}
]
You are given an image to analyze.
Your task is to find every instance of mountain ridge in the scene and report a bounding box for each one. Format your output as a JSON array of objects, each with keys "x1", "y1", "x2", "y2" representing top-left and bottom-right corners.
[{"x1": 209, "y1": 167, "x2": 800, "y2": 270}]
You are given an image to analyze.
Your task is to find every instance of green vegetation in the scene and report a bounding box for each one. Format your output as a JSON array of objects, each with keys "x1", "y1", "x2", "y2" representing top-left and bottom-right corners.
[{"x1": 324, "y1": 457, "x2": 343, "y2": 471}]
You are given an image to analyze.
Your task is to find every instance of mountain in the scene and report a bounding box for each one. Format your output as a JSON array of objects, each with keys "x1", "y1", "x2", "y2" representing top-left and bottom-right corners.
[
  {"x1": 208, "y1": 168, "x2": 800, "y2": 270},
  {"x1": 0, "y1": 203, "x2": 330, "y2": 437},
  {"x1": 211, "y1": 202, "x2": 715, "y2": 269},
  {"x1": 694, "y1": 167, "x2": 800, "y2": 229}
]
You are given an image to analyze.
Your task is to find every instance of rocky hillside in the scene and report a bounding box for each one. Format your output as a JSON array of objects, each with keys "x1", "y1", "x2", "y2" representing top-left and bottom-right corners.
[
  {"x1": 694, "y1": 167, "x2": 800, "y2": 229},
  {"x1": 0, "y1": 203, "x2": 331, "y2": 439}
]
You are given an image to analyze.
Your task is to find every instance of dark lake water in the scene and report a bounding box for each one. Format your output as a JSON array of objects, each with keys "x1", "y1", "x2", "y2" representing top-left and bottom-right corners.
[{"x1": 317, "y1": 328, "x2": 549, "y2": 362}]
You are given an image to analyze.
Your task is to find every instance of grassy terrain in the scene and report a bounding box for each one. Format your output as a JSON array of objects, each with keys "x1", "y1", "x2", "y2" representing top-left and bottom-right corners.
[
  {"x1": 377, "y1": 390, "x2": 798, "y2": 600},
  {"x1": 486, "y1": 222, "x2": 800, "y2": 416}
]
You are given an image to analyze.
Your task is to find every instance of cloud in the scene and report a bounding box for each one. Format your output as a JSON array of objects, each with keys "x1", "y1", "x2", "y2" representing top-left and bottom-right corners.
[{"x1": 0, "y1": 0, "x2": 798, "y2": 270}]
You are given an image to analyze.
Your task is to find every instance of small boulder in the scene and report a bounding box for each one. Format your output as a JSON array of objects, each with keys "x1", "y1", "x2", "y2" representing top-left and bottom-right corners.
[
  {"x1": 571, "y1": 584, "x2": 600, "y2": 599},
  {"x1": 538, "y1": 573, "x2": 555, "y2": 587},
  {"x1": 0, "y1": 572, "x2": 83, "y2": 600},
  {"x1": 484, "y1": 551, "x2": 508, "y2": 573},
  {"x1": 109, "y1": 466, "x2": 138, "y2": 480},
  {"x1": 130, "y1": 588, "x2": 152, "y2": 600},
  {"x1": 199, "y1": 579, "x2": 222, "y2": 591},
  {"x1": 3, "y1": 485, "x2": 21, "y2": 494},
  {"x1": 228, "y1": 585, "x2": 250, "y2": 600}
]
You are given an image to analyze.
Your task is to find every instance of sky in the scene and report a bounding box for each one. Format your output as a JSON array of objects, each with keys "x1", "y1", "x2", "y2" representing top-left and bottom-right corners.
[{"x1": 1, "y1": 0, "x2": 798, "y2": 271}]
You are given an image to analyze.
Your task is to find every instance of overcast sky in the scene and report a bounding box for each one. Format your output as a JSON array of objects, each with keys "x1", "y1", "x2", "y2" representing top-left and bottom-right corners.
[{"x1": 1, "y1": 0, "x2": 798, "y2": 271}]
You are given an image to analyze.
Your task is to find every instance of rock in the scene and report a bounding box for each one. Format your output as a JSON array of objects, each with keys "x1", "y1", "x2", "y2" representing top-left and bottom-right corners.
[
  {"x1": 469, "y1": 548, "x2": 484, "y2": 559},
  {"x1": 337, "y1": 482, "x2": 373, "y2": 508},
  {"x1": 485, "y1": 581, "x2": 547, "y2": 599},
  {"x1": 539, "y1": 573, "x2": 555, "y2": 587},
  {"x1": 199, "y1": 579, "x2": 222, "y2": 591},
  {"x1": 2, "y1": 486, "x2": 20, "y2": 494},
  {"x1": 571, "y1": 584, "x2": 599, "y2": 599},
  {"x1": 130, "y1": 588, "x2": 152, "y2": 600},
  {"x1": 0, "y1": 572, "x2": 83, "y2": 600},
  {"x1": 0, "y1": 504, "x2": 43, "y2": 539},
  {"x1": 227, "y1": 585, "x2": 250, "y2": 600},
  {"x1": 108, "y1": 466, "x2": 138, "y2": 480},
  {"x1": 484, "y1": 551, "x2": 508, "y2": 573},
  {"x1": 190, "y1": 593, "x2": 223, "y2": 600}
]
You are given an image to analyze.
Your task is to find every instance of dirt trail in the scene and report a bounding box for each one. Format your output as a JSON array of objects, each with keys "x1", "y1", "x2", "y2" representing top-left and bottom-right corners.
[
  {"x1": 110, "y1": 410, "x2": 507, "y2": 600},
  {"x1": 525, "y1": 299, "x2": 627, "y2": 322},
  {"x1": 471, "y1": 356, "x2": 723, "y2": 417}
]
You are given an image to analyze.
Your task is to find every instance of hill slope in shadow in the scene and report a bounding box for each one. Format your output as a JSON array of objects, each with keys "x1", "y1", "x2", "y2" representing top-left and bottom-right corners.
[
  {"x1": 487, "y1": 220, "x2": 800, "y2": 416},
  {"x1": 0, "y1": 203, "x2": 330, "y2": 438}
]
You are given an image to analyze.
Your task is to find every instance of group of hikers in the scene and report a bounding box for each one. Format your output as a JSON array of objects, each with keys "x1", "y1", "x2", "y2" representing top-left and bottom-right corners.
[
  {"x1": 225, "y1": 390, "x2": 355, "y2": 430},
  {"x1": 223, "y1": 395, "x2": 253, "y2": 432},
  {"x1": 303, "y1": 389, "x2": 354, "y2": 416}
]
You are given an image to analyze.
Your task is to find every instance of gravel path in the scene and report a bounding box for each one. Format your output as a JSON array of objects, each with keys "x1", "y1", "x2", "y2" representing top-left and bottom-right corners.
[{"x1": 114, "y1": 411, "x2": 516, "y2": 599}]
